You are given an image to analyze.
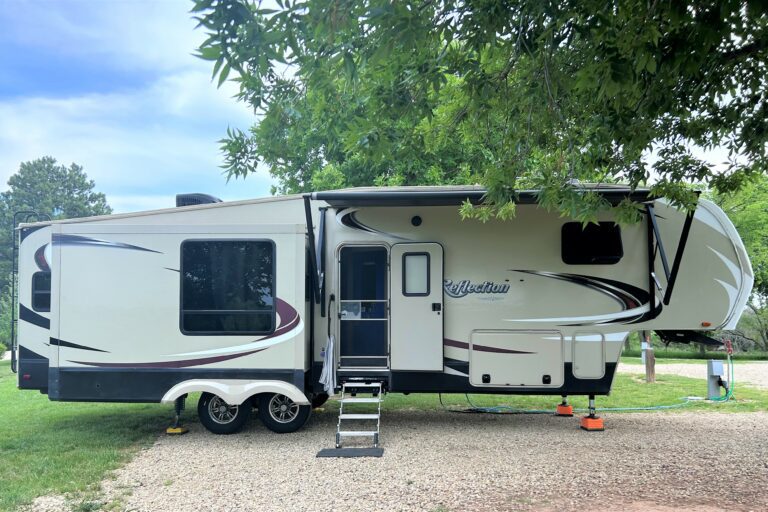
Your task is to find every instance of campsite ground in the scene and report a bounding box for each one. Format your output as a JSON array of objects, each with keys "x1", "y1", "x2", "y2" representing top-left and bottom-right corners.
[{"x1": 2, "y1": 359, "x2": 768, "y2": 511}]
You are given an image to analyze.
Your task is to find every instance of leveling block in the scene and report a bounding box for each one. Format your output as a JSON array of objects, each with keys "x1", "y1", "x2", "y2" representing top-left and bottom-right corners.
[
  {"x1": 580, "y1": 416, "x2": 605, "y2": 432},
  {"x1": 317, "y1": 447, "x2": 384, "y2": 458},
  {"x1": 555, "y1": 404, "x2": 574, "y2": 417},
  {"x1": 166, "y1": 396, "x2": 189, "y2": 435}
]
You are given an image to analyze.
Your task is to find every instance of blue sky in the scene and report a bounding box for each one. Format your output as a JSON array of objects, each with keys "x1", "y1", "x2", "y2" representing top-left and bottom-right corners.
[{"x1": 0, "y1": 0, "x2": 273, "y2": 213}]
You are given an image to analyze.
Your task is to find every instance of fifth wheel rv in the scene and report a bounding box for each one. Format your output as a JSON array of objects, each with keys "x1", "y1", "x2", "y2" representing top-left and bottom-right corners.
[{"x1": 10, "y1": 185, "x2": 752, "y2": 439}]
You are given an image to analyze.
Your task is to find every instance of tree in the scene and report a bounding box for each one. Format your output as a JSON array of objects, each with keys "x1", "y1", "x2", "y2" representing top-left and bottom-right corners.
[
  {"x1": 193, "y1": 0, "x2": 767, "y2": 223},
  {"x1": 713, "y1": 173, "x2": 768, "y2": 350},
  {"x1": 0, "y1": 157, "x2": 112, "y2": 293}
]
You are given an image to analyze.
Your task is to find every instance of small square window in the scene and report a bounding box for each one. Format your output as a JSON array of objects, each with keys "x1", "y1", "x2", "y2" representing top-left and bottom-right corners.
[
  {"x1": 403, "y1": 253, "x2": 430, "y2": 296},
  {"x1": 32, "y1": 272, "x2": 51, "y2": 312}
]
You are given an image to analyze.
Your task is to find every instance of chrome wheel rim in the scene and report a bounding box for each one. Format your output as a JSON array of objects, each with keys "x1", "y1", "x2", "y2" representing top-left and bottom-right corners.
[
  {"x1": 268, "y1": 394, "x2": 299, "y2": 424},
  {"x1": 208, "y1": 395, "x2": 239, "y2": 425}
]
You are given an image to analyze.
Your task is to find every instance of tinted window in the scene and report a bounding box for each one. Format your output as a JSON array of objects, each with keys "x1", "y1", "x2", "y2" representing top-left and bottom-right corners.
[
  {"x1": 181, "y1": 240, "x2": 275, "y2": 334},
  {"x1": 340, "y1": 247, "x2": 387, "y2": 300},
  {"x1": 562, "y1": 222, "x2": 623, "y2": 264},
  {"x1": 32, "y1": 272, "x2": 51, "y2": 312}
]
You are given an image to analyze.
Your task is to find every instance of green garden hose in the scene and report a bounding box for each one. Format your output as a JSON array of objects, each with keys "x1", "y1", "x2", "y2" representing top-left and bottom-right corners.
[{"x1": 440, "y1": 350, "x2": 735, "y2": 415}]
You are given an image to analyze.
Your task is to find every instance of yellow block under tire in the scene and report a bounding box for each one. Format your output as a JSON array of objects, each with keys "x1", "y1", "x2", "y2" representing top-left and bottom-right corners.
[
  {"x1": 311, "y1": 393, "x2": 329, "y2": 409},
  {"x1": 258, "y1": 393, "x2": 312, "y2": 433}
]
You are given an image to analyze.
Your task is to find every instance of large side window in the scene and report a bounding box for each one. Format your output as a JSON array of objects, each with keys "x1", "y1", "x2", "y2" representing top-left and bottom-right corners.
[
  {"x1": 181, "y1": 240, "x2": 275, "y2": 335},
  {"x1": 31, "y1": 272, "x2": 51, "y2": 312},
  {"x1": 562, "y1": 222, "x2": 623, "y2": 265}
]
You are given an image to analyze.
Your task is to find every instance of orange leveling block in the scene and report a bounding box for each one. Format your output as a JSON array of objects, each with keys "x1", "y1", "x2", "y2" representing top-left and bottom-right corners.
[
  {"x1": 580, "y1": 415, "x2": 605, "y2": 431},
  {"x1": 555, "y1": 396, "x2": 573, "y2": 417},
  {"x1": 580, "y1": 396, "x2": 604, "y2": 431}
]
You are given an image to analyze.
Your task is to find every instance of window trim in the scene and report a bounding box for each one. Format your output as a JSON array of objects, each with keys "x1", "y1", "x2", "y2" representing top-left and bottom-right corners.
[
  {"x1": 31, "y1": 271, "x2": 51, "y2": 313},
  {"x1": 402, "y1": 252, "x2": 431, "y2": 297},
  {"x1": 179, "y1": 238, "x2": 277, "y2": 336},
  {"x1": 561, "y1": 222, "x2": 623, "y2": 265}
]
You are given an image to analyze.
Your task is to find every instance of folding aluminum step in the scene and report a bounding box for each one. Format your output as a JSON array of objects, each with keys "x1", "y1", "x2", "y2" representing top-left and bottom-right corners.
[{"x1": 335, "y1": 381, "x2": 384, "y2": 449}]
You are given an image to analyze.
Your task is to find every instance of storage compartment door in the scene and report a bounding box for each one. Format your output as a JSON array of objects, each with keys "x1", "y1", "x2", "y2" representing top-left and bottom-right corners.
[
  {"x1": 572, "y1": 333, "x2": 605, "y2": 379},
  {"x1": 390, "y1": 243, "x2": 443, "y2": 371},
  {"x1": 469, "y1": 330, "x2": 564, "y2": 387}
]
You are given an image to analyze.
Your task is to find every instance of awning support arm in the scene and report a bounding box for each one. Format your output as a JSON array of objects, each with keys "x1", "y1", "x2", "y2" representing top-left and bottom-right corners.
[
  {"x1": 646, "y1": 202, "x2": 696, "y2": 307},
  {"x1": 646, "y1": 207, "x2": 657, "y2": 319},
  {"x1": 646, "y1": 205, "x2": 670, "y2": 279},
  {"x1": 303, "y1": 195, "x2": 321, "y2": 304},
  {"x1": 662, "y1": 209, "x2": 695, "y2": 306},
  {"x1": 317, "y1": 208, "x2": 327, "y2": 317}
]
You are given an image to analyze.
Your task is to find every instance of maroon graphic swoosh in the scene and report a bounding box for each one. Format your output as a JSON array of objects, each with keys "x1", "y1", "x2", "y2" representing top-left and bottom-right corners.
[
  {"x1": 443, "y1": 338, "x2": 534, "y2": 355},
  {"x1": 70, "y1": 348, "x2": 267, "y2": 368},
  {"x1": 69, "y1": 299, "x2": 302, "y2": 368}
]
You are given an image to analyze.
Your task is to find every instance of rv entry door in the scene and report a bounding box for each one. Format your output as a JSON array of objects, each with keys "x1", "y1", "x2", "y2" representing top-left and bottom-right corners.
[{"x1": 390, "y1": 243, "x2": 444, "y2": 371}]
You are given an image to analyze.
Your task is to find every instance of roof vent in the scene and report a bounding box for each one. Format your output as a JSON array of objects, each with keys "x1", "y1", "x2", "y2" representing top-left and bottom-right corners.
[{"x1": 175, "y1": 193, "x2": 222, "y2": 207}]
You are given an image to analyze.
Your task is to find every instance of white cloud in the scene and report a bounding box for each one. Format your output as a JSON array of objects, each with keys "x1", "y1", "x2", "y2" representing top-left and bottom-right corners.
[
  {"x1": 0, "y1": 0, "x2": 275, "y2": 213},
  {"x1": 1, "y1": 1, "x2": 207, "y2": 74}
]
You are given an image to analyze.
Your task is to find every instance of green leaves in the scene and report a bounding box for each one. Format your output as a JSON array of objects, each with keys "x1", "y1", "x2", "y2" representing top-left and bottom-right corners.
[{"x1": 194, "y1": 0, "x2": 768, "y2": 223}]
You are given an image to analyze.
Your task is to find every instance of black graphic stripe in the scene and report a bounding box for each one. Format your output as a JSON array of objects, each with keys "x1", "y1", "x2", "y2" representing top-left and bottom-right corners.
[
  {"x1": 50, "y1": 337, "x2": 109, "y2": 353},
  {"x1": 511, "y1": 270, "x2": 660, "y2": 326},
  {"x1": 20, "y1": 304, "x2": 50, "y2": 329},
  {"x1": 443, "y1": 357, "x2": 469, "y2": 374},
  {"x1": 53, "y1": 234, "x2": 161, "y2": 254},
  {"x1": 337, "y1": 208, "x2": 410, "y2": 240}
]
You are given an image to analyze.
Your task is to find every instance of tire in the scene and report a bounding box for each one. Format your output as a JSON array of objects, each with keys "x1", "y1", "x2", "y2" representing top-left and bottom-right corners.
[
  {"x1": 311, "y1": 393, "x2": 329, "y2": 409},
  {"x1": 258, "y1": 393, "x2": 311, "y2": 433},
  {"x1": 198, "y1": 392, "x2": 250, "y2": 435}
]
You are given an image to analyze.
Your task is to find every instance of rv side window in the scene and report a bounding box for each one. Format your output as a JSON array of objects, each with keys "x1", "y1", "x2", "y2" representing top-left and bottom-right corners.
[
  {"x1": 403, "y1": 253, "x2": 430, "y2": 296},
  {"x1": 180, "y1": 240, "x2": 275, "y2": 335},
  {"x1": 561, "y1": 222, "x2": 623, "y2": 265},
  {"x1": 31, "y1": 272, "x2": 51, "y2": 312}
]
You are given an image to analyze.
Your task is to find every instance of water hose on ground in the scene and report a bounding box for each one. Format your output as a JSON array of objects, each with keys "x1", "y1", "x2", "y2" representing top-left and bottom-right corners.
[{"x1": 439, "y1": 345, "x2": 735, "y2": 414}]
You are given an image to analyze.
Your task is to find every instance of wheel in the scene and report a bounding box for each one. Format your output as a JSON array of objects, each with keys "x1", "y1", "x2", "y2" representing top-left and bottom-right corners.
[
  {"x1": 311, "y1": 393, "x2": 329, "y2": 408},
  {"x1": 197, "y1": 392, "x2": 250, "y2": 435},
  {"x1": 258, "y1": 393, "x2": 311, "y2": 433}
]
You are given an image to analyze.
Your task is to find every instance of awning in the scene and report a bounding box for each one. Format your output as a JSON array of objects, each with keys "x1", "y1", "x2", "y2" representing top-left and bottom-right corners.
[{"x1": 309, "y1": 187, "x2": 654, "y2": 208}]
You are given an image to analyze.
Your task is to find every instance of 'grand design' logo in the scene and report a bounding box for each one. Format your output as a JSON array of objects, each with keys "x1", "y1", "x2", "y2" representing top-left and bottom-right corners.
[{"x1": 444, "y1": 279, "x2": 510, "y2": 298}]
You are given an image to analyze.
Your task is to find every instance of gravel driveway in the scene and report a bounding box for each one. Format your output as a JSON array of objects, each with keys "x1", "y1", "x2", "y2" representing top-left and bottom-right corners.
[
  {"x1": 27, "y1": 408, "x2": 768, "y2": 512},
  {"x1": 619, "y1": 361, "x2": 768, "y2": 389}
]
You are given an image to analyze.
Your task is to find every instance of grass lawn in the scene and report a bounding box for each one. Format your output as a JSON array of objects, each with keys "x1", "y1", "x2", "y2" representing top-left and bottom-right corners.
[
  {"x1": 620, "y1": 356, "x2": 767, "y2": 365},
  {"x1": 374, "y1": 373, "x2": 768, "y2": 413},
  {"x1": 0, "y1": 361, "x2": 188, "y2": 512},
  {"x1": 2, "y1": 360, "x2": 768, "y2": 511}
]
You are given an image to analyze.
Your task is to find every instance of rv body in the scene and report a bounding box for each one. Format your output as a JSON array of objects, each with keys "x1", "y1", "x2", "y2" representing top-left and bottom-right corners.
[{"x1": 12, "y1": 186, "x2": 753, "y2": 433}]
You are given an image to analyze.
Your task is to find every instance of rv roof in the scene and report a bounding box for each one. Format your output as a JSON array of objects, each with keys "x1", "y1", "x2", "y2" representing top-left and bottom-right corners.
[
  {"x1": 18, "y1": 184, "x2": 652, "y2": 227},
  {"x1": 310, "y1": 184, "x2": 653, "y2": 207}
]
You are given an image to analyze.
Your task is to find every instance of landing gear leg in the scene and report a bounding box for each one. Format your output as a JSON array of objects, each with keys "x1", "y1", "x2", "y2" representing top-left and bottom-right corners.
[
  {"x1": 555, "y1": 395, "x2": 573, "y2": 416},
  {"x1": 166, "y1": 395, "x2": 190, "y2": 435},
  {"x1": 579, "y1": 395, "x2": 604, "y2": 431}
]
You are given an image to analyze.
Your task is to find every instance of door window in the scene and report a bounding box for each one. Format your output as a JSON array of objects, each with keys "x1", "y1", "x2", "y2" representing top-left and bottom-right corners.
[{"x1": 402, "y1": 253, "x2": 430, "y2": 296}]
